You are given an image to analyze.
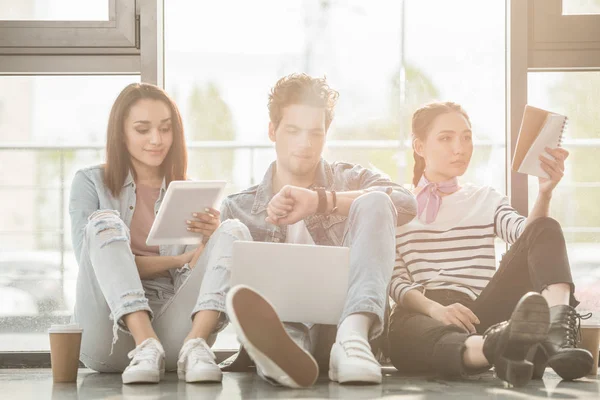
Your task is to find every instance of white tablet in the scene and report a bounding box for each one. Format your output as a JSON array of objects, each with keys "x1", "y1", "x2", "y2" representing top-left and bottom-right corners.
[{"x1": 146, "y1": 180, "x2": 227, "y2": 246}]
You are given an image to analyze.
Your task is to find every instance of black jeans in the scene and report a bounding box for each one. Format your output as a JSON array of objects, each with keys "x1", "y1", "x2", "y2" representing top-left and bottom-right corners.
[{"x1": 388, "y1": 217, "x2": 578, "y2": 377}]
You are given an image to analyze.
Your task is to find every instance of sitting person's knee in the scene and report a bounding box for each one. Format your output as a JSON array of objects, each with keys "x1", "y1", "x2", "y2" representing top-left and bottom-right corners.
[
  {"x1": 524, "y1": 216, "x2": 562, "y2": 235},
  {"x1": 217, "y1": 218, "x2": 252, "y2": 240},
  {"x1": 86, "y1": 209, "x2": 129, "y2": 248},
  {"x1": 351, "y1": 191, "x2": 396, "y2": 218}
]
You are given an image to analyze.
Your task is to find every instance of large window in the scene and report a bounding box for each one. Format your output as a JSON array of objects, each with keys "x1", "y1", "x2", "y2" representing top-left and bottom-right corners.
[
  {"x1": 0, "y1": 76, "x2": 139, "y2": 351},
  {"x1": 0, "y1": 0, "x2": 159, "y2": 354},
  {"x1": 402, "y1": 0, "x2": 506, "y2": 191},
  {"x1": 528, "y1": 72, "x2": 600, "y2": 313},
  {"x1": 164, "y1": 0, "x2": 506, "y2": 350},
  {"x1": 165, "y1": 0, "x2": 506, "y2": 193}
]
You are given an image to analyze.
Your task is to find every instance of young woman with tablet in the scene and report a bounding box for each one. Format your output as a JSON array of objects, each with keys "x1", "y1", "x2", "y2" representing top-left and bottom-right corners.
[
  {"x1": 387, "y1": 102, "x2": 593, "y2": 386},
  {"x1": 69, "y1": 83, "x2": 251, "y2": 384}
]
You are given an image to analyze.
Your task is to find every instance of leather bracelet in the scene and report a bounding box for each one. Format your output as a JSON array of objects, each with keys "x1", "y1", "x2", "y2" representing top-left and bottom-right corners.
[
  {"x1": 327, "y1": 190, "x2": 338, "y2": 215},
  {"x1": 315, "y1": 187, "x2": 327, "y2": 215}
]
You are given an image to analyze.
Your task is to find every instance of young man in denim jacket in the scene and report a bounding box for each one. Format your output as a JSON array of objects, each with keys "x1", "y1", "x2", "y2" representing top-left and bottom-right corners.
[{"x1": 221, "y1": 73, "x2": 417, "y2": 388}]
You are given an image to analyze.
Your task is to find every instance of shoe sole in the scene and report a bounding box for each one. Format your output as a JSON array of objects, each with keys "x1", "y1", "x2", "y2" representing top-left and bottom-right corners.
[
  {"x1": 226, "y1": 285, "x2": 318, "y2": 388},
  {"x1": 181, "y1": 370, "x2": 223, "y2": 383},
  {"x1": 329, "y1": 367, "x2": 382, "y2": 384},
  {"x1": 494, "y1": 293, "x2": 550, "y2": 387},
  {"x1": 548, "y1": 349, "x2": 594, "y2": 381},
  {"x1": 122, "y1": 368, "x2": 165, "y2": 384}
]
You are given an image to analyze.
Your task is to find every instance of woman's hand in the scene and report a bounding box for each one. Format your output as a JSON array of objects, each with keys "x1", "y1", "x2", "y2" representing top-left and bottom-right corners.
[
  {"x1": 428, "y1": 302, "x2": 480, "y2": 334},
  {"x1": 178, "y1": 243, "x2": 206, "y2": 269},
  {"x1": 186, "y1": 207, "x2": 221, "y2": 239},
  {"x1": 538, "y1": 147, "x2": 569, "y2": 196}
]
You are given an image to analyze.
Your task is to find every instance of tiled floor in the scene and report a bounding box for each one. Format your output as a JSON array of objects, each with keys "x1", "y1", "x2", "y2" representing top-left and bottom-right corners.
[{"x1": 1, "y1": 368, "x2": 599, "y2": 400}]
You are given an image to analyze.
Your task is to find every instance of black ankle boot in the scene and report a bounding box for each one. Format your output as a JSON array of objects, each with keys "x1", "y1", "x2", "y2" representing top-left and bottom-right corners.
[
  {"x1": 531, "y1": 305, "x2": 593, "y2": 381},
  {"x1": 482, "y1": 292, "x2": 550, "y2": 387}
]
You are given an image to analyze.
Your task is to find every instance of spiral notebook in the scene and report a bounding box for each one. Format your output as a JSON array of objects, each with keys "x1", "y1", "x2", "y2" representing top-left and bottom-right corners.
[{"x1": 512, "y1": 105, "x2": 567, "y2": 179}]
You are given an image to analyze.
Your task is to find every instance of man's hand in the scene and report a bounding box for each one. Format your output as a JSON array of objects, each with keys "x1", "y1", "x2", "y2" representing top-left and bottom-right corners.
[
  {"x1": 266, "y1": 185, "x2": 319, "y2": 225},
  {"x1": 428, "y1": 302, "x2": 480, "y2": 334}
]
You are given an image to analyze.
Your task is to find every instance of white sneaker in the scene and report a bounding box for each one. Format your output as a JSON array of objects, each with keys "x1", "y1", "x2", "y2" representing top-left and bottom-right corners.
[
  {"x1": 122, "y1": 338, "x2": 165, "y2": 384},
  {"x1": 329, "y1": 333, "x2": 382, "y2": 384},
  {"x1": 177, "y1": 338, "x2": 223, "y2": 383},
  {"x1": 226, "y1": 285, "x2": 319, "y2": 388}
]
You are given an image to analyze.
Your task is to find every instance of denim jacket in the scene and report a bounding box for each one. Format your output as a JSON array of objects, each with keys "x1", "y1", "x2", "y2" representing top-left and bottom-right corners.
[
  {"x1": 220, "y1": 159, "x2": 417, "y2": 246},
  {"x1": 69, "y1": 165, "x2": 195, "y2": 289}
]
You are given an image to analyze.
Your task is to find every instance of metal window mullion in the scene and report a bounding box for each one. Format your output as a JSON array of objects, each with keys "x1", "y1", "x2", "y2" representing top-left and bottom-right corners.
[
  {"x1": 0, "y1": 54, "x2": 140, "y2": 75},
  {"x1": 508, "y1": 0, "x2": 529, "y2": 216},
  {"x1": 138, "y1": 0, "x2": 164, "y2": 86}
]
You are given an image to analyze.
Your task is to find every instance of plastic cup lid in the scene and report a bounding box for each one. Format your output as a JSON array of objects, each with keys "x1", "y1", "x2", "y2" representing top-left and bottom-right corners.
[{"x1": 48, "y1": 324, "x2": 83, "y2": 334}]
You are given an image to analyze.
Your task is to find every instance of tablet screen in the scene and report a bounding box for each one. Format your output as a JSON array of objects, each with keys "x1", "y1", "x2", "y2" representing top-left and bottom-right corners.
[{"x1": 146, "y1": 180, "x2": 226, "y2": 246}]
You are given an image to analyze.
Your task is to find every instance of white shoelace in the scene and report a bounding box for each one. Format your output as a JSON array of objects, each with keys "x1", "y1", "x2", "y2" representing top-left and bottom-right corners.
[
  {"x1": 179, "y1": 339, "x2": 216, "y2": 370},
  {"x1": 127, "y1": 339, "x2": 162, "y2": 367}
]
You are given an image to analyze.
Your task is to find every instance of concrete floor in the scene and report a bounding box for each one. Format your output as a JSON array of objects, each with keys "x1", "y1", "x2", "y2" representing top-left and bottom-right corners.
[{"x1": 1, "y1": 368, "x2": 599, "y2": 400}]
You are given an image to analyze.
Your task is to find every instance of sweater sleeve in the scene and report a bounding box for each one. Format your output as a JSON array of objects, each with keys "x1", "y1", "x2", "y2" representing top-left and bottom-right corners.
[
  {"x1": 494, "y1": 196, "x2": 526, "y2": 245},
  {"x1": 389, "y1": 248, "x2": 424, "y2": 306}
]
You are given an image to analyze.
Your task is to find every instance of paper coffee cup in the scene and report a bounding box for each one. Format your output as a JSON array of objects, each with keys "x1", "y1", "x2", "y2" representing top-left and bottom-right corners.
[
  {"x1": 580, "y1": 324, "x2": 600, "y2": 376},
  {"x1": 48, "y1": 324, "x2": 83, "y2": 383}
]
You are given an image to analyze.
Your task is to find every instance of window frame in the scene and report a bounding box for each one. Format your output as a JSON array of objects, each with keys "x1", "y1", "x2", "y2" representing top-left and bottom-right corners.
[
  {"x1": 508, "y1": 0, "x2": 600, "y2": 216},
  {"x1": 0, "y1": 0, "x2": 136, "y2": 49},
  {"x1": 0, "y1": 0, "x2": 162, "y2": 363},
  {"x1": 528, "y1": 0, "x2": 600, "y2": 70},
  {"x1": 0, "y1": 0, "x2": 164, "y2": 85}
]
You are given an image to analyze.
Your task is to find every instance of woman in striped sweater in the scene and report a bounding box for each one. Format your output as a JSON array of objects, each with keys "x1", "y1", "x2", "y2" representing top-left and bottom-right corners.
[{"x1": 387, "y1": 101, "x2": 593, "y2": 386}]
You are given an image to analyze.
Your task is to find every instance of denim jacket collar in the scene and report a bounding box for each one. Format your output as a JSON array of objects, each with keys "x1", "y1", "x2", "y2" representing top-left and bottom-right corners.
[
  {"x1": 123, "y1": 170, "x2": 134, "y2": 187},
  {"x1": 251, "y1": 159, "x2": 334, "y2": 215}
]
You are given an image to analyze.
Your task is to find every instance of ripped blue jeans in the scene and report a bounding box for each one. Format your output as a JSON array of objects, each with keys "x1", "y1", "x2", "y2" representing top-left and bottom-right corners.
[{"x1": 73, "y1": 210, "x2": 252, "y2": 372}]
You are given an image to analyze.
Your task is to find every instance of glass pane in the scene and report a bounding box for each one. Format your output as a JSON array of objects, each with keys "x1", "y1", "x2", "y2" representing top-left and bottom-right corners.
[
  {"x1": 563, "y1": 0, "x2": 600, "y2": 15},
  {"x1": 404, "y1": 0, "x2": 506, "y2": 192},
  {"x1": 528, "y1": 71, "x2": 600, "y2": 314},
  {"x1": 166, "y1": 0, "x2": 506, "y2": 193},
  {"x1": 166, "y1": 0, "x2": 505, "y2": 350},
  {"x1": 0, "y1": 0, "x2": 109, "y2": 21},
  {"x1": 0, "y1": 75, "x2": 139, "y2": 351}
]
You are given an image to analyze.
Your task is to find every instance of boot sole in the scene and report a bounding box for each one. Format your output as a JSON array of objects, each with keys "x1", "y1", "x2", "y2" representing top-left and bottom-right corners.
[
  {"x1": 226, "y1": 285, "x2": 318, "y2": 388},
  {"x1": 494, "y1": 293, "x2": 550, "y2": 387},
  {"x1": 548, "y1": 350, "x2": 594, "y2": 381}
]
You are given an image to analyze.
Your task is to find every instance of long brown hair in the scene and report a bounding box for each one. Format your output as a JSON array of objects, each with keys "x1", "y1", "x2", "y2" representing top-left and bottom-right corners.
[
  {"x1": 104, "y1": 83, "x2": 187, "y2": 197},
  {"x1": 411, "y1": 101, "x2": 471, "y2": 187}
]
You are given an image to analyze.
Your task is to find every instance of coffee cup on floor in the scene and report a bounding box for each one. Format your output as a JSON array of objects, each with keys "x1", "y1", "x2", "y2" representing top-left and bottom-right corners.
[
  {"x1": 48, "y1": 324, "x2": 83, "y2": 383},
  {"x1": 580, "y1": 323, "x2": 600, "y2": 377}
]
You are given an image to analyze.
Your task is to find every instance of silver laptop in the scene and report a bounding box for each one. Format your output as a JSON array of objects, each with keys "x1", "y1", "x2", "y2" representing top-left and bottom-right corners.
[{"x1": 231, "y1": 241, "x2": 350, "y2": 325}]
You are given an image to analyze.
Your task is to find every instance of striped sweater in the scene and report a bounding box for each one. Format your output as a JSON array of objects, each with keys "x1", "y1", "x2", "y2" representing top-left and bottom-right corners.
[{"x1": 390, "y1": 184, "x2": 526, "y2": 305}]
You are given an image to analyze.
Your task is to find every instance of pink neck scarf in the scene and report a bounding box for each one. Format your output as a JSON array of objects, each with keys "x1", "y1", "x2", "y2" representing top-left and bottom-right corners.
[{"x1": 416, "y1": 175, "x2": 459, "y2": 224}]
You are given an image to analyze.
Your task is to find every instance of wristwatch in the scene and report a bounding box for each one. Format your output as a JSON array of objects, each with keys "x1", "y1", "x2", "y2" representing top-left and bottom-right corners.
[{"x1": 314, "y1": 187, "x2": 327, "y2": 215}]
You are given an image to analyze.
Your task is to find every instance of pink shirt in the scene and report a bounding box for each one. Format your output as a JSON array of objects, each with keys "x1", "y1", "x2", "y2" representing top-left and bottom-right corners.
[{"x1": 130, "y1": 183, "x2": 161, "y2": 256}]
